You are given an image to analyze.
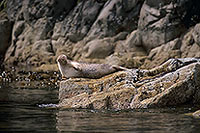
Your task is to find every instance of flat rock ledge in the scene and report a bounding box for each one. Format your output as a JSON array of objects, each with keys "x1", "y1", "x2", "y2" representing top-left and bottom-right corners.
[{"x1": 58, "y1": 58, "x2": 200, "y2": 110}]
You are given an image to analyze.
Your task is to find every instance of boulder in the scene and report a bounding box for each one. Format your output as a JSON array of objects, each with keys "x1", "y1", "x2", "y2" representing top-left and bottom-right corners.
[
  {"x1": 141, "y1": 38, "x2": 181, "y2": 69},
  {"x1": 125, "y1": 30, "x2": 142, "y2": 48},
  {"x1": 83, "y1": 39, "x2": 115, "y2": 59},
  {"x1": 192, "y1": 23, "x2": 200, "y2": 46},
  {"x1": 180, "y1": 27, "x2": 200, "y2": 58},
  {"x1": 58, "y1": 58, "x2": 200, "y2": 109},
  {"x1": 137, "y1": 0, "x2": 197, "y2": 52}
]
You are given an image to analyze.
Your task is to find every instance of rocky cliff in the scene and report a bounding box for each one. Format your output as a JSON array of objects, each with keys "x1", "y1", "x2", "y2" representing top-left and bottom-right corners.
[{"x1": 1, "y1": 0, "x2": 200, "y2": 73}]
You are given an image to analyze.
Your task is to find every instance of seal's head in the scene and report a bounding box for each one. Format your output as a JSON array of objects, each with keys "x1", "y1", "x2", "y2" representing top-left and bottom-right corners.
[
  {"x1": 57, "y1": 54, "x2": 69, "y2": 65},
  {"x1": 57, "y1": 54, "x2": 77, "y2": 79}
]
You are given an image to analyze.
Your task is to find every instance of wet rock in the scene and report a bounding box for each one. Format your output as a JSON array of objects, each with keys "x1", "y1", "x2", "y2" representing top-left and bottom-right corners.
[
  {"x1": 58, "y1": 58, "x2": 200, "y2": 109},
  {"x1": 0, "y1": 69, "x2": 60, "y2": 88}
]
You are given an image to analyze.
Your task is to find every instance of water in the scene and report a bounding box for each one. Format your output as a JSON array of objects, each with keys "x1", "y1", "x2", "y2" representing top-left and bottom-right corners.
[{"x1": 1, "y1": 84, "x2": 200, "y2": 133}]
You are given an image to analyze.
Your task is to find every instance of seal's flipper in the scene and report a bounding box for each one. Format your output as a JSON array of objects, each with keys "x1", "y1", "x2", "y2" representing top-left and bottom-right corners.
[
  {"x1": 112, "y1": 65, "x2": 129, "y2": 71},
  {"x1": 62, "y1": 76, "x2": 68, "y2": 80},
  {"x1": 71, "y1": 62, "x2": 82, "y2": 71}
]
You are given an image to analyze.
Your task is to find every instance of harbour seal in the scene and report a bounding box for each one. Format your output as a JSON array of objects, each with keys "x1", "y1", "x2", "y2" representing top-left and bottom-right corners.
[{"x1": 57, "y1": 54, "x2": 129, "y2": 79}]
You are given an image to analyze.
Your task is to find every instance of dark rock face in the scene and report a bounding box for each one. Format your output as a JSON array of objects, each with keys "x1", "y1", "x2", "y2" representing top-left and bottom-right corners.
[
  {"x1": 58, "y1": 58, "x2": 200, "y2": 109},
  {"x1": 0, "y1": 19, "x2": 12, "y2": 56},
  {"x1": 4, "y1": 0, "x2": 77, "y2": 71},
  {"x1": 1, "y1": 0, "x2": 200, "y2": 73},
  {"x1": 53, "y1": 0, "x2": 104, "y2": 42},
  {"x1": 0, "y1": 12, "x2": 12, "y2": 72},
  {"x1": 86, "y1": 0, "x2": 144, "y2": 41}
]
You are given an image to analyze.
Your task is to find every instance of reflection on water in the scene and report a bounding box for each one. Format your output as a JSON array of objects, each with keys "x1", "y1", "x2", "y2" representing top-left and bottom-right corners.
[
  {"x1": 1, "y1": 84, "x2": 200, "y2": 132},
  {"x1": 0, "y1": 103, "x2": 57, "y2": 132},
  {"x1": 0, "y1": 84, "x2": 58, "y2": 104},
  {"x1": 56, "y1": 108, "x2": 200, "y2": 133},
  {"x1": 0, "y1": 84, "x2": 58, "y2": 132}
]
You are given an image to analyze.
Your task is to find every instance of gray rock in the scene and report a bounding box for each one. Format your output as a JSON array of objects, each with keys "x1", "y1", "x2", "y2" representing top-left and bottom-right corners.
[
  {"x1": 142, "y1": 38, "x2": 181, "y2": 69},
  {"x1": 3, "y1": 0, "x2": 200, "y2": 74},
  {"x1": 84, "y1": 39, "x2": 115, "y2": 59},
  {"x1": 192, "y1": 23, "x2": 200, "y2": 46},
  {"x1": 6, "y1": 0, "x2": 23, "y2": 21},
  {"x1": 105, "y1": 53, "x2": 147, "y2": 69},
  {"x1": 25, "y1": 40, "x2": 55, "y2": 66},
  {"x1": 4, "y1": 0, "x2": 77, "y2": 70},
  {"x1": 86, "y1": 0, "x2": 143, "y2": 41},
  {"x1": 180, "y1": 28, "x2": 200, "y2": 58},
  {"x1": 52, "y1": 0, "x2": 104, "y2": 43},
  {"x1": 13, "y1": 21, "x2": 25, "y2": 39},
  {"x1": 125, "y1": 30, "x2": 142, "y2": 47},
  {"x1": 131, "y1": 58, "x2": 200, "y2": 108},
  {"x1": 138, "y1": 0, "x2": 190, "y2": 52},
  {"x1": 113, "y1": 32, "x2": 128, "y2": 42},
  {"x1": 4, "y1": 17, "x2": 53, "y2": 67}
]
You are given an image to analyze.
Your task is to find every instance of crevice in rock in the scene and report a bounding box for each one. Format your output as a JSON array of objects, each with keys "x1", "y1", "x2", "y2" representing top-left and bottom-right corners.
[
  {"x1": 52, "y1": 0, "x2": 78, "y2": 22},
  {"x1": 105, "y1": 96, "x2": 111, "y2": 109},
  {"x1": 49, "y1": 41, "x2": 56, "y2": 56},
  {"x1": 85, "y1": 1, "x2": 107, "y2": 37},
  {"x1": 179, "y1": 0, "x2": 200, "y2": 28}
]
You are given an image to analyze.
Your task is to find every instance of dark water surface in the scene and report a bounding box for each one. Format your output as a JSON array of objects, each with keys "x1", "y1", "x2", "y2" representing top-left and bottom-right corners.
[{"x1": 1, "y1": 84, "x2": 200, "y2": 133}]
